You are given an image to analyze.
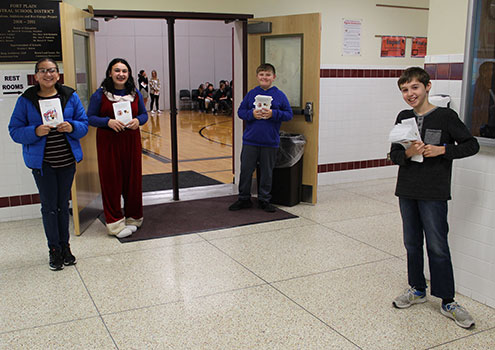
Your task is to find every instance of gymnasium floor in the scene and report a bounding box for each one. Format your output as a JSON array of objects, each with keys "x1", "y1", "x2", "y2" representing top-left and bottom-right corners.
[{"x1": 140, "y1": 109, "x2": 234, "y2": 184}]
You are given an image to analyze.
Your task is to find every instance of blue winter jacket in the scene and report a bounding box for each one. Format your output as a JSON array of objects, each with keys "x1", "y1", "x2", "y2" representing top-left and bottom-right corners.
[
  {"x1": 238, "y1": 85, "x2": 293, "y2": 148},
  {"x1": 8, "y1": 84, "x2": 89, "y2": 169}
]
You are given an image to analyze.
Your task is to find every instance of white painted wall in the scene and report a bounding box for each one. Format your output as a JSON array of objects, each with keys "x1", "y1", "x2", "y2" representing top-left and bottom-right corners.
[{"x1": 427, "y1": 0, "x2": 469, "y2": 55}]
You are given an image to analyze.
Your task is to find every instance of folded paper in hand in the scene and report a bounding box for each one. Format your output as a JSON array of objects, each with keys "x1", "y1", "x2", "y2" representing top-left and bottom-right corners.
[
  {"x1": 39, "y1": 98, "x2": 64, "y2": 127},
  {"x1": 254, "y1": 95, "x2": 272, "y2": 110},
  {"x1": 113, "y1": 101, "x2": 133, "y2": 124},
  {"x1": 388, "y1": 117, "x2": 423, "y2": 163}
]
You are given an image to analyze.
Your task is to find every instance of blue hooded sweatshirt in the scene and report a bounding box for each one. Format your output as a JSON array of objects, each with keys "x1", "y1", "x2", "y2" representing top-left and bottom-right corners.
[{"x1": 237, "y1": 85, "x2": 293, "y2": 148}]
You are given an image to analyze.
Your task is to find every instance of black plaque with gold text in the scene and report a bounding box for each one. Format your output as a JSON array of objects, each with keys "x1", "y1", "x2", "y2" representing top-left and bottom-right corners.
[{"x1": 0, "y1": 0, "x2": 62, "y2": 62}]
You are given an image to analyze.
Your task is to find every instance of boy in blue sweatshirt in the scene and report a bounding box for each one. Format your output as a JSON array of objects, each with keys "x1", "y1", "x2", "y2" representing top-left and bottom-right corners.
[{"x1": 229, "y1": 63, "x2": 293, "y2": 212}]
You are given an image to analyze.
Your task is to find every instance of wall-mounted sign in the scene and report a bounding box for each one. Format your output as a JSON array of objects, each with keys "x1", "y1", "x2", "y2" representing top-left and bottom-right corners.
[
  {"x1": 1, "y1": 71, "x2": 29, "y2": 97},
  {"x1": 342, "y1": 19, "x2": 362, "y2": 56},
  {"x1": 0, "y1": 0, "x2": 62, "y2": 62},
  {"x1": 411, "y1": 37, "x2": 427, "y2": 58},
  {"x1": 381, "y1": 36, "x2": 406, "y2": 58}
]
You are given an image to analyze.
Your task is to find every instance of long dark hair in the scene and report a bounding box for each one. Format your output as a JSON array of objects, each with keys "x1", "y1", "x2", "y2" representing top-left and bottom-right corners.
[{"x1": 101, "y1": 58, "x2": 136, "y2": 95}]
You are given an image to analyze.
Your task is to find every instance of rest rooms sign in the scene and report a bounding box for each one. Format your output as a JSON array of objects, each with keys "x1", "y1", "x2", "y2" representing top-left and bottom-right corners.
[
  {"x1": 0, "y1": 0, "x2": 62, "y2": 62},
  {"x1": 1, "y1": 71, "x2": 29, "y2": 97}
]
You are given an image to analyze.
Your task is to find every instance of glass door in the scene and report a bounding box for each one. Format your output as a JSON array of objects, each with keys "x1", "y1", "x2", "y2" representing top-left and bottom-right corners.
[{"x1": 73, "y1": 31, "x2": 91, "y2": 109}]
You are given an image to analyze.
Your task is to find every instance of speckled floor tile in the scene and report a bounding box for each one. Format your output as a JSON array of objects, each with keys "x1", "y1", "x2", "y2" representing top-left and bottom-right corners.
[
  {"x1": 103, "y1": 285, "x2": 359, "y2": 350},
  {"x1": 317, "y1": 183, "x2": 341, "y2": 192},
  {"x1": 0, "y1": 317, "x2": 116, "y2": 349},
  {"x1": 344, "y1": 181, "x2": 398, "y2": 205},
  {"x1": 0, "y1": 265, "x2": 98, "y2": 333},
  {"x1": 69, "y1": 219, "x2": 205, "y2": 260},
  {"x1": 273, "y1": 259, "x2": 495, "y2": 350},
  {"x1": 284, "y1": 189, "x2": 396, "y2": 223},
  {"x1": 0, "y1": 217, "x2": 42, "y2": 232},
  {"x1": 0, "y1": 218, "x2": 204, "y2": 272},
  {"x1": 0, "y1": 223, "x2": 49, "y2": 270},
  {"x1": 199, "y1": 216, "x2": 313, "y2": 241},
  {"x1": 210, "y1": 223, "x2": 392, "y2": 282},
  {"x1": 75, "y1": 241, "x2": 264, "y2": 314},
  {"x1": 431, "y1": 328, "x2": 495, "y2": 349},
  {"x1": 323, "y1": 212, "x2": 405, "y2": 257},
  {"x1": 332, "y1": 177, "x2": 397, "y2": 189}
]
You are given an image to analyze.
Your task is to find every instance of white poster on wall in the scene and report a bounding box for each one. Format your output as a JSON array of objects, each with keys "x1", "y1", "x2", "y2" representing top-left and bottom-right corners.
[
  {"x1": 342, "y1": 19, "x2": 362, "y2": 56},
  {"x1": 0, "y1": 71, "x2": 29, "y2": 97}
]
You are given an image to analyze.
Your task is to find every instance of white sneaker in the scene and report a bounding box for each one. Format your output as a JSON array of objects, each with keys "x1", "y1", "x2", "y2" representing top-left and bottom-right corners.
[
  {"x1": 126, "y1": 225, "x2": 137, "y2": 233},
  {"x1": 116, "y1": 228, "x2": 132, "y2": 238}
]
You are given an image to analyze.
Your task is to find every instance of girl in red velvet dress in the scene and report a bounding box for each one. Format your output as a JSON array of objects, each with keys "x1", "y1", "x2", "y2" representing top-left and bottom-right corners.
[{"x1": 87, "y1": 58, "x2": 148, "y2": 238}]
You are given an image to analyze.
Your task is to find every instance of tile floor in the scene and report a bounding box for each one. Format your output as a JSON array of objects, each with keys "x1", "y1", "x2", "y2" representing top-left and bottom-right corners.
[{"x1": 1, "y1": 178, "x2": 495, "y2": 349}]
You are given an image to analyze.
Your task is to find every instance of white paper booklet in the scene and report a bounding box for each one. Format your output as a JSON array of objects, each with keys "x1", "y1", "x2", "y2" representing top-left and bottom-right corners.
[
  {"x1": 39, "y1": 98, "x2": 64, "y2": 127},
  {"x1": 254, "y1": 95, "x2": 273, "y2": 110},
  {"x1": 113, "y1": 101, "x2": 133, "y2": 124},
  {"x1": 388, "y1": 117, "x2": 423, "y2": 163}
]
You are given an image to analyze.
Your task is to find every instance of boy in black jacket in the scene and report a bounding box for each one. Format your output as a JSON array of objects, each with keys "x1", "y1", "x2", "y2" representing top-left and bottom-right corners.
[{"x1": 390, "y1": 67, "x2": 479, "y2": 329}]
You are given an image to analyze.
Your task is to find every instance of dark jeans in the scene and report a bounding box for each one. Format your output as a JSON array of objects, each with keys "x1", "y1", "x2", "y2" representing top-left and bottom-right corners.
[
  {"x1": 32, "y1": 162, "x2": 76, "y2": 249},
  {"x1": 399, "y1": 197, "x2": 455, "y2": 299},
  {"x1": 150, "y1": 93, "x2": 159, "y2": 111},
  {"x1": 238, "y1": 144, "x2": 278, "y2": 202}
]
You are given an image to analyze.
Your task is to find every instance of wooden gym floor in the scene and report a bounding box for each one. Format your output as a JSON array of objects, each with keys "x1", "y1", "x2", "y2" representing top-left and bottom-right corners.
[{"x1": 140, "y1": 110, "x2": 234, "y2": 184}]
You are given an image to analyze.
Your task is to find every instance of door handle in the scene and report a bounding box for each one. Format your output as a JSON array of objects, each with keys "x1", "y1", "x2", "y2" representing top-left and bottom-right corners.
[
  {"x1": 291, "y1": 102, "x2": 313, "y2": 122},
  {"x1": 304, "y1": 102, "x2": 313, "y2": 122}
]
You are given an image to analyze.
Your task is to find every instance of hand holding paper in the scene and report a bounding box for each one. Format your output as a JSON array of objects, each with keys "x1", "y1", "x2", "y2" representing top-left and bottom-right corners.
[
  {"x1": 39, "y1": 98, "x2": 64, "y2": 127},
  {"x1": 388, "y1": 117, "x2": 423, "y2": 162},
  {"x1": 113, "y1": 101, "x2": 133, "y2": 124}
]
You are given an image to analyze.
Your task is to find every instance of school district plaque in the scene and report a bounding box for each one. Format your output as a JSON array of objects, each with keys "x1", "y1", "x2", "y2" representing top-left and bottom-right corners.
[{"x1": 0, "y1": 0, "x2": 62, "y2": 62}]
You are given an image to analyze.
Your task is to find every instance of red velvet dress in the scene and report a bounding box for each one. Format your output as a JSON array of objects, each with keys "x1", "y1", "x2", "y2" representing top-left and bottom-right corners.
[{"x1": 96, "y1": 93, "x2": 143, "y2": 225}]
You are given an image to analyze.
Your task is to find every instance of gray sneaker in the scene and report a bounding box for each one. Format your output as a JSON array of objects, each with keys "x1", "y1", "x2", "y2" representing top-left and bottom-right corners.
[
  {"x1": 393, "y1": 287, "x2": 427, "y2": 308},
  {"x1": 441, "y1": 302, "x2": 475, "y2": 329}
]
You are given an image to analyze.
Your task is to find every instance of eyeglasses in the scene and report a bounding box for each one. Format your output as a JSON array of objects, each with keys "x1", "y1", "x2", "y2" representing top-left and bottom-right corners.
[{"x1": 37, "y1": 68, "x2": 58, "y2": 74}]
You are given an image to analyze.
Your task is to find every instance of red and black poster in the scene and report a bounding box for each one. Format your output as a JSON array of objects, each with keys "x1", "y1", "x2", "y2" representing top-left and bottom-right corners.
[
  {"x1": 381, "y1": 36, "x2": 406, "y2": 58},
  {"x1": 411, "y1": 37, "x2": 427, "y2": 58}
]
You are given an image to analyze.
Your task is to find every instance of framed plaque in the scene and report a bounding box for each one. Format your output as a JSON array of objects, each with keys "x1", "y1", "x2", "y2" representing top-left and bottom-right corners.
[{"x1": 0, "y1": 0, "x2": 62, "y2": 62}]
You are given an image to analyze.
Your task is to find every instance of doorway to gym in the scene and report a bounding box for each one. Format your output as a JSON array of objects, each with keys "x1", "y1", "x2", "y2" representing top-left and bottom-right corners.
[{"x1": 92, "y1": 10, "x2": 251, "y2": 199}]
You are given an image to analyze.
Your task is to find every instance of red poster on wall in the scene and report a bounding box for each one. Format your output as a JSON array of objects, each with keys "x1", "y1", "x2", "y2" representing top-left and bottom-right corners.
[
  {"x1": 411, "y1": 37, "x2": 427, "y2": 58},
  {"x1": 381, "y1": 36, "x2": 406, "y2": 57}
]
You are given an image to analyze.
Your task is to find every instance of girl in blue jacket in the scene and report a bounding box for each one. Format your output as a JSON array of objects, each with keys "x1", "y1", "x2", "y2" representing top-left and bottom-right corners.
[{"x1": 9, "y1": 58, "x2": 88, "y2": 271}]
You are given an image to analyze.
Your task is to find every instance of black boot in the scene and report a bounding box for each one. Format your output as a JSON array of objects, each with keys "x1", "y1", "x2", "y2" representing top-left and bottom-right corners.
[{"x1": 49, "y1": 247, "x2": 64, "y2": 271}]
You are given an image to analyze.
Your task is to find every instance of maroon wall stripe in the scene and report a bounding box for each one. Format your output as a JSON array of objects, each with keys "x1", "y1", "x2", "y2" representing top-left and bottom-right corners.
[
  {"x1": 321, "y1": 63, "x2": 463, "y2": 81},
  {"x1": 318, "y1": 158, "x2": 395, "y2": 173},
  {"x1": 320, "y1": 68, "x2": 404, "y2": 79},
  {"x1": 0, "y1": 194, "x2": 41, "y2": 208}
]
